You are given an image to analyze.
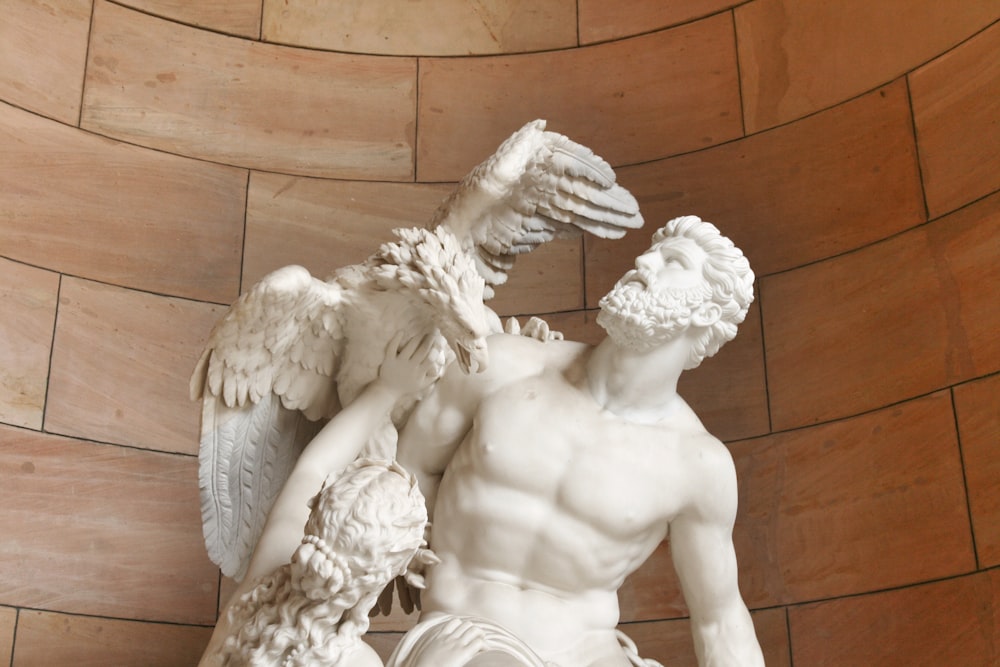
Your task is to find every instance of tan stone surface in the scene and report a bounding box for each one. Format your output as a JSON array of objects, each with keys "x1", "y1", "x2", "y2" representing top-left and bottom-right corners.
[
  {"x1": 954, "y1": 373, "x2": 1000, "y2": 568},
  {"x1": 45, "y1": 278, "x2": 223, "y2": 455},
  {"x1": 730, "y1": 391, "x2": 975, "y2": 607},
  {"x1": 488, "y1": 238, "x2": 585, "y2": 318},
  {"x1": 0, "y1": 0, "x2": 91, "y2": 123},
  {"x1": 736, "y1": 0, "x2": 1000, "y2": 131},
  {"x1": 789, "y1": 569, "x2": 999, "y2": 665},
  {"x1": 0, "y1": 260, "x2": 58, "y2": 429},
  {"x1": 0, "y1": 426, "x2": 218, "y2": 624},
  {"x1": 677, "y1": 300, "x2": 769, "y2": 442},
  {"x1": 762, "y1": 193, "x2": 1000, "y2": 428},
  {"x1": 244, "y1": 173, "x2": 452, "y2": 290},
  {"x1": 119, "y1": 0, "x2": 262, "y2": 37},
  {"x1": 619, "y1": 540, "x2": 687, "y2": 622},
  {"x1": 910, "y1": 21, "x2": 1000, "y2": 217},
  {"x1": 587, "y1": 81, "x2": 925, "y2": 300},
  {"x1": 0, "y1": 606, "x2": 13, "y2": 666},
  {"x1": 0, "y1": 101, "x2": 245, "y2": 303},
  {"x1": 12, "y1": 610, "x2": 213, "y2": 667},
  {"x1": 262, "y1": 0, "x2": 576, "y2": 55},
  {"x1": 417, "y1": 16, "x2": 743, "y2": 181},
  {"x1": 579, "y1": 0, "x2": 741, "y2": 43},
  {"x1": 82, "y1": 1, "x2": 417, "y2": 180}
]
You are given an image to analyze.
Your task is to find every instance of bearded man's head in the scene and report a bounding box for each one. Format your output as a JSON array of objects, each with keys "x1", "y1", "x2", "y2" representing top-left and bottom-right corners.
[{"x1": 597, "y1": 216, "x2": 755, "y2": 369}]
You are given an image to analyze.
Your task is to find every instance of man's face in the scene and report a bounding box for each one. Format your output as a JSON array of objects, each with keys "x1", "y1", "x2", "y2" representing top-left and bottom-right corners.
[
  {"x1": 628, "y1": 237, "x2": 710, "y2": 292},
  {"x1": 597, "y1": 238, "x2": 711, "y2": 352}
]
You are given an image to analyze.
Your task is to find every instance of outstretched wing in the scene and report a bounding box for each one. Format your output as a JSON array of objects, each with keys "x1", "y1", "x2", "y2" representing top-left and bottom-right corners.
[
  {"x1": 191, "y1": 264, "x2": 346, "y2": 420},
  {"x1": 191, "y1": 265, "x2": 346, "y2": 579},
  {"x1": 430, "y1": 119, "x2": 644, "y2": 296}
]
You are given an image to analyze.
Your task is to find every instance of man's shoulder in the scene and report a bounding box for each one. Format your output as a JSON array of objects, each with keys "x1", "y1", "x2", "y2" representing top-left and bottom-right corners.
[
  {"x1": 439, "y1": 333, "x2": 588, "y2": 401},
  {"x1": 647, "y1": 418, "x2": 732, "y2": 468},
  {"x1": 485, "y1": 332, "x2": 591, "y2": 375},
  {"x1": 668, "y1": 428, "x2": 739, "y2": 524},
  {"x1": 641, "y1": 412, "x2": 736, "y2": 493},
  {"x1": 691, "y1": 431, "x2": 736, "y2": 472},
  {"x1": 644, "y1": 398, "x2": 719, "y2": 443}
]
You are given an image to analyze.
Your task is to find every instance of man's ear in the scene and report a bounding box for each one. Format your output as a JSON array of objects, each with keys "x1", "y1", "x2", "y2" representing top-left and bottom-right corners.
[{"x1": 691, "y1": 302, "x2": 722, "y2": 327}]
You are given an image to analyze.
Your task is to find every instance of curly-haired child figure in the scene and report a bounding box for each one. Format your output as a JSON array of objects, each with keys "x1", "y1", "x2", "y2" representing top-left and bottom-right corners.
[{"x1": 217, "y1": 458, "x2": 431, "y2": 666}]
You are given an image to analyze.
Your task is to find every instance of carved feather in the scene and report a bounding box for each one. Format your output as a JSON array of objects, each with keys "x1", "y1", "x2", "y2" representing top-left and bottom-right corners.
[
  {"x1": 431, "y1": 119, "x2": 643, "y2": 296},
  {"x1": 199, "y1": 394, "x2": 319, "y2": 580}
]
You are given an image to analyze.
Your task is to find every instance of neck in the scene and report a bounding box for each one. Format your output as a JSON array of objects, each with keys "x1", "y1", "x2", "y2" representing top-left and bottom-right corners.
[{"x1": 584, "y1": 332, "x2": 693, "y2": 424}]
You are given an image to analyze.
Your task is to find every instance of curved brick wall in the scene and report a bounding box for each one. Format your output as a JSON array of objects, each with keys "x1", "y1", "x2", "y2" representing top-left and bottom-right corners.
[{"x1": 1, "y1": 2, "x2": 997, "y2": 663}]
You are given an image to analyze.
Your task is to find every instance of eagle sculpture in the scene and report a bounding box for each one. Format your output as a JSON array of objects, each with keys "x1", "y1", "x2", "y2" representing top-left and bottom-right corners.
[{"x1": 191, "y1": 120, "x2": 644, "y2": 581}]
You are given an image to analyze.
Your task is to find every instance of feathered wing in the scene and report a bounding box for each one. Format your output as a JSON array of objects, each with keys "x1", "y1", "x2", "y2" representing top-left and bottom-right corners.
[
  {"x1": 198, "y1": 395, "x2": 323, "y2": 580},
  {"x1": 430, "y1": 119, "x2": 644, "y2": 296},
  {"x1": 191, "y1": 265, "x2": 346, "y2": 580}
]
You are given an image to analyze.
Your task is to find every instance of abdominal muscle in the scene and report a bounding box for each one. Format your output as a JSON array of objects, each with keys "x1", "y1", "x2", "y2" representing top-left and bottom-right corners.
[
  {"x1": 422, "y1": 467, "x2": 660, "y2": 659},
  {"x1": 421, "y1": 552, "x2": 624, "y2": 658}
]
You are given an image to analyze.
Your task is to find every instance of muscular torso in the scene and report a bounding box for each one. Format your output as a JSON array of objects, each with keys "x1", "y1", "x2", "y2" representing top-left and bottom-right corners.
[{"x1": 419, "y1": 341, "x2": 714, "y2": 658}]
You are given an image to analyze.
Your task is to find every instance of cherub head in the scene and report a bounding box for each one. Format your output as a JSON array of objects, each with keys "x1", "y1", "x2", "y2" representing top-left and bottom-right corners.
[
  {"x1": 597, "y1": 216, "x2": 754, "y2": 369},
  {"x1": 292, "y1": 458, "x2": 429, "y2": 603},
  {"x1": 219, "y1": 459, "x2": 430, "y2": 667}
]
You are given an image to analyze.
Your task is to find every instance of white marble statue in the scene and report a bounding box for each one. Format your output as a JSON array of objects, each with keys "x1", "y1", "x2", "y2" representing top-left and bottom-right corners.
[
  {"x1": 193, "y1": 119, "x2": 765, "y2": 665},
  {"x1": 191, "y1": 119, "x2": 643, "y2": 581},
  {"x1": 389, "y1": 215, "x2": 765, "y2": 667}
]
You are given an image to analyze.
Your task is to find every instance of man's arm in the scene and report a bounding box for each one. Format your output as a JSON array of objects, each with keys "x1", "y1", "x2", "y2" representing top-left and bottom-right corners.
[{"x1": 668, "y1": 439, "x2": 764, "y2": 667}]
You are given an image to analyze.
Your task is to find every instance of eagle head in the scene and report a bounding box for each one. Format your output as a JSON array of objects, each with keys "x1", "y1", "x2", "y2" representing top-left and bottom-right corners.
[{"x1": 371, "y1": 226, "x2": 493, "y2": 374}]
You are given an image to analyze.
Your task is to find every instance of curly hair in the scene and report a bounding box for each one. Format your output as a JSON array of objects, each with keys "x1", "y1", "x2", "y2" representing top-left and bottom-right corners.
[
  {"x1": 217, "y1": 459, "x2": 428, "y2": 667},
  {"x1": 653, "y1": 216, "x2": 755, "y2": 368}
]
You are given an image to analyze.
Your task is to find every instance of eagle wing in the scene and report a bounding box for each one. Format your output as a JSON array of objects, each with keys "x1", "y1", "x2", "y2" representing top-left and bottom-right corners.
[
  {"x1": 431, "y1": 119, "x2": 644, "y2": 296},
  {"x1": 191, "y1": 265, "x2": 346, "y2": 580}
]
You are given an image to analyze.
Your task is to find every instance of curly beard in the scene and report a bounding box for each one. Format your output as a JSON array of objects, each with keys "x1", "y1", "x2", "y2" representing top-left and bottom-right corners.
[{"x1": 597, "y1": 278, "x2": 709, "y2": 352}]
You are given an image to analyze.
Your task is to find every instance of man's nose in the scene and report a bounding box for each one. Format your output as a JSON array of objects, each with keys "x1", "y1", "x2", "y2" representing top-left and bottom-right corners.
[{"x1": 635, "y1": 252, "x2": 659, "y2": 271}]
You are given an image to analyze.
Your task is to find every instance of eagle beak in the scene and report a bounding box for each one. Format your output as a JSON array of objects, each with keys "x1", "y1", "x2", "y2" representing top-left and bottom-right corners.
[{"x1": 456, "y1": 338, "x2": 489, "y2": 374}]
